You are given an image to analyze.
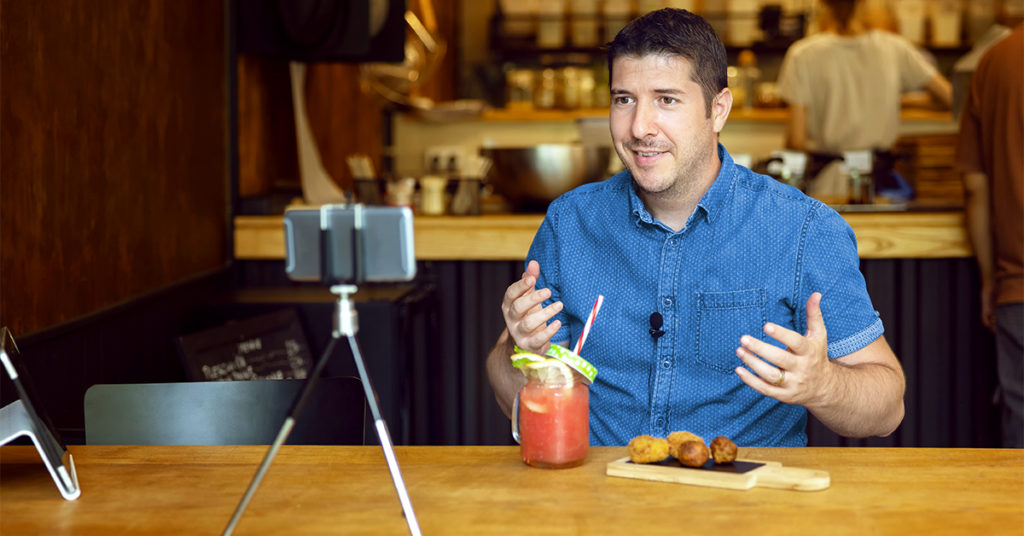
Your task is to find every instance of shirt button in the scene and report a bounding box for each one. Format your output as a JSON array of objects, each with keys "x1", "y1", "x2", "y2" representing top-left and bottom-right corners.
[
  {"x1": 662, "y1": 359, "x2": 671, "y2": 369},
  {"x1": 663, "y1": 297, "x2": 673, "y2": 306},
  {"x1": 655, "y1": 416, "x2": 665, "y2": 428}
]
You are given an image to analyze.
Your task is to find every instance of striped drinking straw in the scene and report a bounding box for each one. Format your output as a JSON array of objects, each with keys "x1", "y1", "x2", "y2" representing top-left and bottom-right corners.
[{"x1": 573, "y1": 295, "x2": 604, "y2": 356}]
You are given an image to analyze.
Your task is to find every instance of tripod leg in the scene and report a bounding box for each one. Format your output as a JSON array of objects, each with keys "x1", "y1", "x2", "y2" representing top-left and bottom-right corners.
[
  {"x1": 347, "y1": 334, "x2": 422, "y2": 536},
  {"x1": 222, "y1": 335, "x2": 340, "y2": 536},
  {"x1": 224, "y1": 284, "x2": 420, "y2": 536}
]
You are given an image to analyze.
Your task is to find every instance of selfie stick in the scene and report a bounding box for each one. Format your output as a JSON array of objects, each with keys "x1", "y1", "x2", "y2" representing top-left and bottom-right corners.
[{"x1": 223, "y1": 204, "x2": 421, "y2": 536}]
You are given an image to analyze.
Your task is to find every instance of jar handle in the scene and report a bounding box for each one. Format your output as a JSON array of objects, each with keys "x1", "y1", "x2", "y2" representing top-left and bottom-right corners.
[{"x1": 510, "y1": 392, "x2": 521, "y2": 444}]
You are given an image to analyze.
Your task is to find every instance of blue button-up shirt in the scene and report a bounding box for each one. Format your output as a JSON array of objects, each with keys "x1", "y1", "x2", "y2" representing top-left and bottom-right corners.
[{"x1": 527, "y1": 145, "x2": 883, "y2": 446}]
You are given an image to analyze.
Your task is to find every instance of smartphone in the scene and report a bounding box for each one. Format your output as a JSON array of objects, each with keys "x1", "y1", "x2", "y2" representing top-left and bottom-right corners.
[{"x1": 283, "y1": 204, "x2": 416, "y2": 284}]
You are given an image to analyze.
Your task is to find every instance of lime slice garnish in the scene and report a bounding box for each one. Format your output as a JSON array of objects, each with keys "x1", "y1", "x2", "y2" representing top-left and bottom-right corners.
[
  {"x1": 522, "y1": 358, "x2": 574, "y2": 385},
  {"x1": 511, "y1": 345, "x2": 598, "y2": 385},
  {"x1": 510, "y1": 351, "x2": 546, "y2": 369},
  {"x1": 541, "y1": 345, "x2": 598, "y2": 384},
  {"x1": 521, "y1": 398, "x2": 549, "y2": 414}
]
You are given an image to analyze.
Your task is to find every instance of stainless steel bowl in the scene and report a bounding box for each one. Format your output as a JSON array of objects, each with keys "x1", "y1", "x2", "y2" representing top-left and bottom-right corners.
[{"x1": 483, "y1": 145, "x2": 615, "y2": 212}]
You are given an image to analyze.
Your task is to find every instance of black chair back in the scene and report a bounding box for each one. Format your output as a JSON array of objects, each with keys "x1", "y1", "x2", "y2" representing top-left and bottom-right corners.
[{"x1": 84, "y1": 378, "x2": 365, "y2": 445}]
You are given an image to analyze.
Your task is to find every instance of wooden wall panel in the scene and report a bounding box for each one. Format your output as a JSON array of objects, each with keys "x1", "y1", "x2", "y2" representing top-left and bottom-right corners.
[
  {"x1": 235, "y1": 56, "x2": 386, "y2": 199},
  {"x1": 305, "y1": 63, "x2": 385, "y2": 191},
  {"x1": 237, "y1": 55, "x2": 298, "y2": 198},
  {"x1": 235, "y1": 0, "x2": 461, "y2": 200},
  {"x1": 1, "y1": 1, "x2": 229, "y2": 336}
]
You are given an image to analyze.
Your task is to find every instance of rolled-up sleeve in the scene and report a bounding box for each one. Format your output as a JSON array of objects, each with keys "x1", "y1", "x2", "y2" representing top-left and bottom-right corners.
[{"x1": 797, "y1": 206, "x2": 884, "y2": 358}]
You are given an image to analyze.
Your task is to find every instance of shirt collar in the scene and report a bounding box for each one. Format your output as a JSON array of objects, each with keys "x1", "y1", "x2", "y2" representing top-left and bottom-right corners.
[
  {"x1": 698, "y1": 144, "x2": 737, "y2": 225},
  {"x1": 628, "y1": 176, "x2": 655, "y2": 227},
  {"x1": 628, "y1": 143, "x2": 737, "y2": 229}
]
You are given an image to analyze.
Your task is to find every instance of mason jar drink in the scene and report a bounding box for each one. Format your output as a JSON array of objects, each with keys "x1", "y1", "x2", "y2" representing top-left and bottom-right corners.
[
  {"x1": 517, "y1": 376, "x2": 589, "y2": 468},
  {"x1": 511, "y1": 345, "x2": 598, "y2": 469}
]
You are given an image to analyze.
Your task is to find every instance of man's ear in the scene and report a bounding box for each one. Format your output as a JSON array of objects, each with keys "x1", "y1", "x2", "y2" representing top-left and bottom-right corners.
[{"x1": 711, "y1": 87, "x2": 733, "y2": 134}]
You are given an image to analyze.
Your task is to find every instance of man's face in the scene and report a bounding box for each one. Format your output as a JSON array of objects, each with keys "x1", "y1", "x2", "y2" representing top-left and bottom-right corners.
[{"x1": 609, "y1": 54, "x2": 728, "y2": 200}]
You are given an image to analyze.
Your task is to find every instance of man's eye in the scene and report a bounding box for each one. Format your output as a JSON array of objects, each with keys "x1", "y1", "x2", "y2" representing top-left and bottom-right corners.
[
  {"x1": 660, "y1": 96, "x2": 677, "y2": 105},
  {"x1": 613, "y1": 96, "x2": 634, "y2": 105}
]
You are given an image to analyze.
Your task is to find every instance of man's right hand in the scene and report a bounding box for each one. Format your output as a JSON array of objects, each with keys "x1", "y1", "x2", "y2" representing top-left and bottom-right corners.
[
  {"x1": 501, "y1": 260, "x2": 564, "y2": 354},
  {"x1": 980, "y1": 278, "x2": 996, "y2": 331}
]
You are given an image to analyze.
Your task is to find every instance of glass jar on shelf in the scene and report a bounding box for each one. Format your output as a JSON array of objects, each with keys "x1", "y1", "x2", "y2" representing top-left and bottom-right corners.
[
  {"x1": 592, "y1": 62, "x2": 610, "y2": 108},
  {"x1": 561, "y1": 66, "x2": 582, "y2": 109},
  {"x1": 535, "y1": 68, "x2": 559, "y2": 109},
  {"x1": 506, "y1": 68, "x2": 536, "y2": 111},
  {"x1": 578, "y1": 67, "x2": 596, "y2": 108}
]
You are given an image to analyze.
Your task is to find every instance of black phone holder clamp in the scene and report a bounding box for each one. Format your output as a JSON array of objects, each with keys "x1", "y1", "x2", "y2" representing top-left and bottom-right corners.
[{"x1": 319, "y1": 200, "x2": 368, "y2": 286}]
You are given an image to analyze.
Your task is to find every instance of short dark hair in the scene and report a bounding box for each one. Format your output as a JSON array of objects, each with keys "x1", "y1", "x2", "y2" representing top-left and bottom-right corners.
[
  {"x1": 607, "y1": 8, "x2": 728, "y2": 117},
  {"x1": 822, "y1": 0, "x2": 858, "y2": 30}
]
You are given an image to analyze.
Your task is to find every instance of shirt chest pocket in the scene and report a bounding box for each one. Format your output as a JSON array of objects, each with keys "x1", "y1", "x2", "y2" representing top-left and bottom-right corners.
[{"x1": 695, "y1": 288, "x2": 767, "y2": 374}]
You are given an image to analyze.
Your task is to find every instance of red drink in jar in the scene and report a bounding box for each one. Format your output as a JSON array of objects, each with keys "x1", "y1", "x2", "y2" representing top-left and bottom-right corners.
[
  {"x1": 517, "y1": 378, "x2": 589, "y2": 468},
  {"x1": 511, "y1": 346, "x2": 597, "y2": 469}
]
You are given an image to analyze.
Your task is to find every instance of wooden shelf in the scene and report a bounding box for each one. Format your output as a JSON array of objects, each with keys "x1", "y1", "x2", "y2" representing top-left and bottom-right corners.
[
  {"x1": 480, "y1": 108, "x2": 609, "y2": 122},
  {"x1": 235, "y1": 211, "x2": 970, "y2": 262},
  {"x1": 422, "y1": 107, "x2": 952, "y2": 124}
]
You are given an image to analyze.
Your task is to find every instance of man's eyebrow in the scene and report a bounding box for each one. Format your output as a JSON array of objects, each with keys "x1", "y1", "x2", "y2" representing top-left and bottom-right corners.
[{"x1": 609, "y1": 88, "x2": 687, "y2": 95}]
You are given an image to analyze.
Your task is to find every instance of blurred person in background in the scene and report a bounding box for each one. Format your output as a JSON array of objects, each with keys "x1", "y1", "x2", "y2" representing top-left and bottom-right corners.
[
  {"x1": 858, "y1": 0, "x2": 939, "y2": 70},
  {"x1": 956, "y1": 23, "x2": 1024, "y2": 448},
  {"x1": 950, "y1": 5, "x2": 1024, "y2": 120},
  {"x1": 776, "y1": 0, "x2": 952, "y2": 198}
]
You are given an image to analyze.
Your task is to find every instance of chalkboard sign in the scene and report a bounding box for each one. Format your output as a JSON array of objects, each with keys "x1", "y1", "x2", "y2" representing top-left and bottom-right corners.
[{"x1": 176, "y1": 309, "x2": 313, "y2": 381}]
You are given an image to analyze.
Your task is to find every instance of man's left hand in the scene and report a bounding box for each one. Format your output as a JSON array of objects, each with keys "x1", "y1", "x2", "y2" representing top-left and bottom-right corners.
[{"x1": 734, "y1": 292, "x2": 836, "y2": 407}]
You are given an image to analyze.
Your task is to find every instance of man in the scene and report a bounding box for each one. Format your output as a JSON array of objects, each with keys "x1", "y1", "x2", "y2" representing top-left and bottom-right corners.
[
  {"x1": 486, "y1": 8, "x2": 905, "y2": 447},
  {"x1": 956, "y1": 23, "x2": 1024, "y2": 448}
]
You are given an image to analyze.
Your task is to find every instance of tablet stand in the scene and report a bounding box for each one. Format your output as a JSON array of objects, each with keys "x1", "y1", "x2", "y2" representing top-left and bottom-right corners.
[
  {"x1": 222, "y1": 284, "x2": 421, "y2": 536},
  {"x1": 0, "y1": 400, "x2": 81, "y2": 500}
]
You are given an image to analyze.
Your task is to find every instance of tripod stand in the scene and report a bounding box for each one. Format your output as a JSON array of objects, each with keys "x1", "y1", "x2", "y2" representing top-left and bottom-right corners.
[{"x1": 223, "y1": 284, "x2": 421, "y2": 536}]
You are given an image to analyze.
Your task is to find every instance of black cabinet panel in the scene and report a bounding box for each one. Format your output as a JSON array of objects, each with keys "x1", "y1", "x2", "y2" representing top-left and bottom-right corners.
[{"x1": 419, "y1": 258, "x2": 1000, "y2": 448}]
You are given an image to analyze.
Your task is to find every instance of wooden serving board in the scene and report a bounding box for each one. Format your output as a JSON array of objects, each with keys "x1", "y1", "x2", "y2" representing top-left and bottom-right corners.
[{"x1": 606, "y1": 457, "x2": 830, "y2": 491}]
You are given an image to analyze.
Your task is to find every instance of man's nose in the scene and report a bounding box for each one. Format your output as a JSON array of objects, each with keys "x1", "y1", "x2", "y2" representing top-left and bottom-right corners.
[{"x1": 631, "y1": 103, "x2": 658, "y2": 140}]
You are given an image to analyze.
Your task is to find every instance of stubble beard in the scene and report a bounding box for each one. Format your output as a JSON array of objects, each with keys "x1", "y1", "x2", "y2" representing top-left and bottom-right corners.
[{"x1": 617, "y1": 143, "x2": 695, "y2": 202}]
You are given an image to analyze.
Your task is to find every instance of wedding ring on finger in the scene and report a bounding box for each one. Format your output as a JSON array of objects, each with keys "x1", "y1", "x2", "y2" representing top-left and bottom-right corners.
[{"x1": 774, "y1": 369, "x2": 786, "y2": 386}]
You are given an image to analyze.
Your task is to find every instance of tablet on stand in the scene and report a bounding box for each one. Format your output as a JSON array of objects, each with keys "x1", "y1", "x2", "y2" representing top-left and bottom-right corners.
[{"x1": 0, "y1": 327, "x2": 81, "y2": 500}]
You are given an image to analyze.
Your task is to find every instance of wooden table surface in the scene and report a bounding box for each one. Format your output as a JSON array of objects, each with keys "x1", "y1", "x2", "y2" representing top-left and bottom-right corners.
[{"x1": 2, "y1": 445, "x2": 1021, "y2": 535}]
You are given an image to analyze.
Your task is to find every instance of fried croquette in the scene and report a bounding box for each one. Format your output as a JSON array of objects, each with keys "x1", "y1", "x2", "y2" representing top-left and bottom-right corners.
[
  {"x1": 675, "y1": 440, "x2": 710, "y2": 468},
  {"x1": 666, "y1": 431, "x2": 704, "y2": 459},
  {"x1": 709, "y1": 436, "x2": 738, "y2": 464},
  {"x1": 627, "y1": 435, "x2": 670, "y2": 463}
]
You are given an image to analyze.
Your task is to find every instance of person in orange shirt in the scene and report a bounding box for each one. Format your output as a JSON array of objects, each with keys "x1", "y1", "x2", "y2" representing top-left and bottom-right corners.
[{"x1": 956, "y1": 23, "x2": 1024, "y2": 448}]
